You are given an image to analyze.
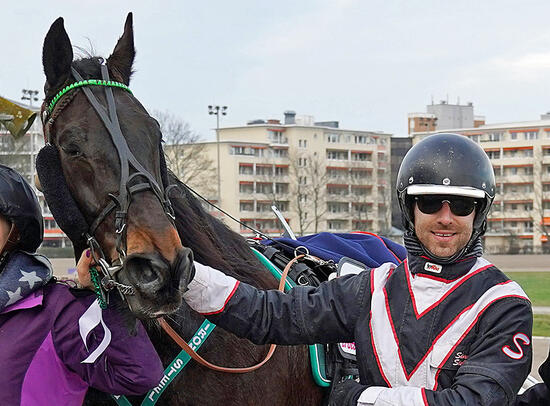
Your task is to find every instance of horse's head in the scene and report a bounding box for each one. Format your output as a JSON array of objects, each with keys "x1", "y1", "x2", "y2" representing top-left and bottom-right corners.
[{"x1": 39, "y1": 13, "x2": 193, "y2": 318}]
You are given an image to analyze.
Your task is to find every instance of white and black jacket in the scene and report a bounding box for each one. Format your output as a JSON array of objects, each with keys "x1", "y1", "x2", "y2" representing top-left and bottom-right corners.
[{"x1": 184, "y1": 255, "x2": 532, "y2": 406}]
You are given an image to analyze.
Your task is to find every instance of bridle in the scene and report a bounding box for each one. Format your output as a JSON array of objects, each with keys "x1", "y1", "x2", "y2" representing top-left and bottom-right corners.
[{"x1": 42, "y1": 63, "x2": 176, "y2": 304}]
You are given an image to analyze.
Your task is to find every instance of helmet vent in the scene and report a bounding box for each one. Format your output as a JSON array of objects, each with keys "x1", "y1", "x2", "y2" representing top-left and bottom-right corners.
[
  {"x1": 443, "y1": 178, "x2": 450, "y2": 185},
  {"x1": 408, "y1": 176, "x2": 414, "y2": 184}
]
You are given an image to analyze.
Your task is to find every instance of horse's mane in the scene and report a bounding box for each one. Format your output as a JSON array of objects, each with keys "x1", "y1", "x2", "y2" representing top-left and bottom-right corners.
[{"x1": 167, "y1": 171, "x2": 276, "y2": 289}]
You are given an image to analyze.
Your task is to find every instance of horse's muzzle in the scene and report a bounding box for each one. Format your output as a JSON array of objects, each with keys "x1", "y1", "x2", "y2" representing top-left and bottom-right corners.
[{"x1": 123, "y1": 248, "x2": 194, "y2": 298}]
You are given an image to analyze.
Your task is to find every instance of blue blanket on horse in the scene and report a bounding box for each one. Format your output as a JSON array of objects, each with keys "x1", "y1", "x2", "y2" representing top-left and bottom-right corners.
[{"x1": 268, "y1": 232, "x2": 406, "y2": 268}]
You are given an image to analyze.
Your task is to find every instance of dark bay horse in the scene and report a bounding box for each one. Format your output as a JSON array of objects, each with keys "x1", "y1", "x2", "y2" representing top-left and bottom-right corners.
[{"x1": 39, "y1": 14, "x2": 325, "y2": 405}]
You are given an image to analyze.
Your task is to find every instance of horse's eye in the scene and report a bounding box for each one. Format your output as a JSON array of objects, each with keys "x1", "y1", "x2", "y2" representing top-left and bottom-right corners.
[{"x1": 61, "y1": 145, "x2": 82, "y2": 158}]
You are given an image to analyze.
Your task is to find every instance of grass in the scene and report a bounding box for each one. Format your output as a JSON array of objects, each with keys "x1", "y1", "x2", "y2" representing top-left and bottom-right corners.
[
  {"x1": 504, "y1": 272, "x2": 550, "y2": 336},
  {"x1": 505, "y1": 272, "x2": 550, "y2": 307},
  {"x1": 533, "y1": 314, "x2": 550, "y2": 337}
]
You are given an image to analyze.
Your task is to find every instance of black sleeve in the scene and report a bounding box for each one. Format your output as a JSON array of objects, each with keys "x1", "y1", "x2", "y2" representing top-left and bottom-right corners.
[
  {"x1": 208, "y1": 271, "x2": 372, "y2": 345},
  {"x1": 423, "y1": 298, "x2": 533, "y2": 406},
  {"x1": 515, "y1": 347, "x2": 550, "y2": 406}
]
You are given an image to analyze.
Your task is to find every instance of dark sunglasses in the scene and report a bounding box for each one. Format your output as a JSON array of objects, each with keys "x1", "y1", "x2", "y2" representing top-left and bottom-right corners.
[{"x1": 415, "y1": 195, "x2": 478, "y2": 216}]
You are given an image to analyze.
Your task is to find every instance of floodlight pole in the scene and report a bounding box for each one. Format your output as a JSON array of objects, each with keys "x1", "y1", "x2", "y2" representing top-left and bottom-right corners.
[{"x1": 208, "y1": 105, "x2": 228, "y2": 202}]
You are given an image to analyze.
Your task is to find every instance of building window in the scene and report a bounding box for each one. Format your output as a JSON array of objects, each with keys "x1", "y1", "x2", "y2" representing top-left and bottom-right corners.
[
  {"x1": 328, "y1": 220, "x2": 344, "y2": 230},
  {"x1": 327, "y1": 185, "x2": 348, "y2": 196},
  {"x1": 351, "y1": 169, "x2": 370, "y2": 179},
  {"x1": 231, "y1": 146, "x2": 262, "y2": 156},
  {"x1": 488, "y1": 132, "x2": 502, "y2": 142},
  {"x1": 239, "y1": 183, "x2": 254, "y2": 193},
  {"x1": 239, "y1": 164, "x2": 253, "y2": 175},
  {"x1": 298, "y1": 157, "x2": 308, "y2": 167},
  {"x1": 256, "y1": 183, "x2": 273, "y2": 194},
  {"x1": 298, "y1": 139, "x2": 307, "y2": 148},
  {"x1": 271, "y1": 148, "x2": 288, "y2": 158},
  {"x1": 239, "y1": 201, "x2": 254, "y2": 211},
  {"x1": 486, "y1": 150, "x2": 500, "y2": 159},
  {"x1": 354, "y1": 135, "x2": 367, "y2": 144},
  {"x1": 510, "y1": 132, "x2": 518, "y2": 140},
  {"x1": 524, "y1": 166, "x2": 533, "y2": 175},
  {"x1": 275, "y1": 183, "x2": 289, "y2": 194},
  {"x1": 274, "y1": 166, "x2": 288, "y2": 176},
  {"x1": 256, "y1": 165, "x2": 272, "y2": 176},
  {"x1": 327, "y1": 150, "x2": 348, "y2": 160},
  {"x1": 327, "y1": 202, "x2": 349, "y2": 213},
  {"x1": 268, "y1": 130, "x2": 287, "y2": 144},
  {"x1": 256, "y1": 202, "x2": 272, "y2": 212},
  {"x1": 525, "y1": 131, "x2": 538, "y2": 140},
  {"x1": 351, "y1": 152, "x2": 371, "y2": 161},
  {"x1": 326, "y1": 133, "x2": 341, "y2": 143}
]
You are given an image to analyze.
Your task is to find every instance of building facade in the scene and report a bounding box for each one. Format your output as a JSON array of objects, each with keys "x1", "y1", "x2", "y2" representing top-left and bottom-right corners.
[
  {"x1": 0, "y1": 102, "x2": 69, "y2": 249},
  {"x1": 408, "y1": 100, "x2": 485, "y2": 135},
  {"x1": 169, "y1": 112, "x2": 393, "y2": 237},
  {"x1": 413, "y1": 118, "x2": 550, "y2": 254}
]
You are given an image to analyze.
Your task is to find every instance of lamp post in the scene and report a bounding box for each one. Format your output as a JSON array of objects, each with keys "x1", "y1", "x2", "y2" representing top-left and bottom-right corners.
[
  {"x1": 208, "y1": 105, "x2": 227, "y2": 202},
  {"x1": 21, "y1": 89, "x2": 40, "y2": 188},
  {"x1": 21, "y1": 89, "x2": 39, "y2": 107}
]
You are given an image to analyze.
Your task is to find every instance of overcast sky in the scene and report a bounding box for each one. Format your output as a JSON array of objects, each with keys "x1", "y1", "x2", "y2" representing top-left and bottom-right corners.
[{"x1": 3, "y1": 0, "x2": 550, "y2": 140}]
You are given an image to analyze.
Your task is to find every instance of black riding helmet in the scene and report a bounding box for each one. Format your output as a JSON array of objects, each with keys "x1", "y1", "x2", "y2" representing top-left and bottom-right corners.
[
  {"x1": 0, "y1": 165, "x2": 43, "y2": 253},
  {"x1": 396, "y1": 133, "x2": 495, "y2": 261}
]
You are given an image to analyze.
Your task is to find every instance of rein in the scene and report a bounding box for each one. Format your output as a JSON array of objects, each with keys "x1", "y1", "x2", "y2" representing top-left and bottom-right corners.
[{"x1": 157, "y1": 254, "x2": 305, "y2": 373}]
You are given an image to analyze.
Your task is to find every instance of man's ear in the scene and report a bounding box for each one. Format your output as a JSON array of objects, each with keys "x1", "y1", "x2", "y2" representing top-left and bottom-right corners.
[
  {"x1": 43, "y1": 17, "x2": 73, "y2": 91},
  {"x1": 107, "y1": 12, "x2": 135, "y2": 85}
]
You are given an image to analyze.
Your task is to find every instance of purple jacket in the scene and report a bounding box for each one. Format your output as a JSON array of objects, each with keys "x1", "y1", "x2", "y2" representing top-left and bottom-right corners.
[{"x1": 0, "y1": 282, "x2": 163, "y2": 405}]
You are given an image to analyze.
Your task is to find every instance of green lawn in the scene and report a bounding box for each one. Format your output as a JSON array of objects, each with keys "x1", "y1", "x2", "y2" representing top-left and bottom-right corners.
[
  {"x1": 534, "y1": 314, "x2": 550, "y2": 337},
  {"x1": 505, "y1": 272, "x2": 550, "y2": 336},
  {"x1": 505, "y1": 272, "x2": 550, "y2": 306}
]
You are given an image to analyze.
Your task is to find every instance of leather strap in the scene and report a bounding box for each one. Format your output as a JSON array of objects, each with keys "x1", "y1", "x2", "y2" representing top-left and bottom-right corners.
[{"x1": 159, "y1": 255, "x2": 305, "y2": 373}]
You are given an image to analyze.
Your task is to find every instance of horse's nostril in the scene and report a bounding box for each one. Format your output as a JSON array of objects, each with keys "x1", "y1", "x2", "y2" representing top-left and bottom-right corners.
[{"x1": 124, "y1": 254, "x2": 169, "y2": 291}]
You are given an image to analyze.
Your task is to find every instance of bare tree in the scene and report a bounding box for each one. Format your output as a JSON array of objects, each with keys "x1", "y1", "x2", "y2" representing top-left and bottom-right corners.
[
  {"x1": 289, "y1": 151, "x2": 328, "y2": 235},
  {"x1": 153, "y1": 110, "x2": 216, "y2": 196}
]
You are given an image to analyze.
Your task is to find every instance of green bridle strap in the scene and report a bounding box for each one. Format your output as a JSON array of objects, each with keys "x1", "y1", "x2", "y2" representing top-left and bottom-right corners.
[
  {"x1": 48, "y1": 79, "x2": 132, "y2": 113},
  {"x1": 112, "y1": 319, "x2": 216, "y2": 406}
]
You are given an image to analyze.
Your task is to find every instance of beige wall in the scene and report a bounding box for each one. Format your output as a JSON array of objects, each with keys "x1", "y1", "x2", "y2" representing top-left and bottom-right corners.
[{"x1": 175, "y1": 124, "x2": 392, "y2": 237}]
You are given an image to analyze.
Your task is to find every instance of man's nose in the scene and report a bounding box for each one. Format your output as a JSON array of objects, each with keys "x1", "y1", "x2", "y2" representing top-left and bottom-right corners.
[{"x1": 436, "y1": 201, "x2": 453, "y2": 224}]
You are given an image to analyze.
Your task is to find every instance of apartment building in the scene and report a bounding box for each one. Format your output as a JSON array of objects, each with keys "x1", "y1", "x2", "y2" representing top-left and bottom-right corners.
[
  {"x1": 168, "y1": 112, "x2": 392, "y2": 237},
  {"x1": 413, "y1": 117, "x2": 550, "y2": 254},
  {"x1": 408, "y1": 100, "x2": 485, "y2": 135},
  {"x1": 0, "y1": 101, "x2": 69, "y2": 249}
]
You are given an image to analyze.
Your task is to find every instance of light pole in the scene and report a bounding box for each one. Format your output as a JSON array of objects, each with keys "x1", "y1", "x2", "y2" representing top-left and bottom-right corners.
[
  {"x1": 21, "y1": 89, "x2": 39, "y2": 107},
  {"x1": 21, "y1": 89, "x2": 39, "y2": 187},
  {"x1": 208, "y1": 105, "x2": 227, "y2": 202}
]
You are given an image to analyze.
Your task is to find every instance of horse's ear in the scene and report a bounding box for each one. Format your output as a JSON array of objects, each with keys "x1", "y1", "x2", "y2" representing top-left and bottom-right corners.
[
  {"x1": 42, "y1": 17, "x2": 73, "y2": 90},
  {"x1": 107, "y1": 12, "x2": 135, "y2": 85}
]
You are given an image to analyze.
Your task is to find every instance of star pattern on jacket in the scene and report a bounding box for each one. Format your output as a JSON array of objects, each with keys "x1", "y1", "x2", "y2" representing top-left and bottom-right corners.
[{"x1": 19, "y1": 270, "x2": 43, "y2": 289}]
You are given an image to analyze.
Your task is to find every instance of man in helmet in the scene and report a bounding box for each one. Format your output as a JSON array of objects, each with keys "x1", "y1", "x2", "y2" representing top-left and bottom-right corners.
[
  {"x1": 179, "y1": 133, "x2": 532, "y2": 405},
  {"x1": 0, "y1": 165, "x2": 163, "y2": 405}
]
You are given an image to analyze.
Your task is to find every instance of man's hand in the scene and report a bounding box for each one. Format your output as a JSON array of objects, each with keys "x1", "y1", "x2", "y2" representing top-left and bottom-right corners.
[
  {"x1": 329, "y1": 379, "x2": 365, "y2": 406},
  {"x1": 76, "y1": 249, "x2": 94, "y2": 290}
]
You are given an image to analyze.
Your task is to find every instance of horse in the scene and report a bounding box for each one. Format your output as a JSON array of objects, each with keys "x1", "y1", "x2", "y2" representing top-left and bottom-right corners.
[{"x1": 38, "y1": 13, "x2": 326, "y2": 406}]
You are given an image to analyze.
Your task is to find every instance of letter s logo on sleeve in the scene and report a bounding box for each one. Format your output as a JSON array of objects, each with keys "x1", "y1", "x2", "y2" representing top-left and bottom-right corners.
[{"x1": 501, "y1": 333, "x2": 530, "y2": 360}]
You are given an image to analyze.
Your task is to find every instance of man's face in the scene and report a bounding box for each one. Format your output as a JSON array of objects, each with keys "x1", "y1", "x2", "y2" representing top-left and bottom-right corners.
[{"x1": 413, "y1": 196, "x2": 475, "y2": 258}]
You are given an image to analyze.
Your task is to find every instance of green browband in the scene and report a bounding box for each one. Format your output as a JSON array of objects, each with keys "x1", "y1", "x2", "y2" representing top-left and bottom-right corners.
[{"x1": 48, "y1": 79, "x2": 132, "y2": 113}]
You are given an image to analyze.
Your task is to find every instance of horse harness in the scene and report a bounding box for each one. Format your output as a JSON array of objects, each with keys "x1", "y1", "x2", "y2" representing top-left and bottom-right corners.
[{"x1": 42, "y1": 64, "x2": 176, "y2": 305}]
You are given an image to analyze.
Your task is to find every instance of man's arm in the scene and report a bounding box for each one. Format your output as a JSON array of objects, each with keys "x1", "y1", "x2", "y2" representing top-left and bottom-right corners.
[
  {"x1": 183, "y1": 261, "x2": 375, "y2": 345},
  {"x1": 332, "y1": 298, "x2": 532, "y2": 406},
  {"x1": 515, "y1": 347, "x2": 550, "y2": 406}
]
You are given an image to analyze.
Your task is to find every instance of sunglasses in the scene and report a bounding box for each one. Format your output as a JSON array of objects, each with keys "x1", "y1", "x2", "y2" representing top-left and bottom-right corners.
[{"x1": 414, "y1": 195, "x2": 478, "y2": 216}]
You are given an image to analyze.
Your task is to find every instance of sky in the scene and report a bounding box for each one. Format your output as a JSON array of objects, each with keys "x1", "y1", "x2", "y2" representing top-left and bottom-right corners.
[{"x1": 3, "y1": 0, "x2": 550, "y2": 140}]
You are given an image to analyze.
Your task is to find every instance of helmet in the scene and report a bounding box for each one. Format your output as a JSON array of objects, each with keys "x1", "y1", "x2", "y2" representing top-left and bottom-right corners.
[
  {"x1": 0, "y1": 165, "x2": 43, "y2": 253},
  {"x1": 396, "y1": 133, "x2": 495, "y2": 260}
]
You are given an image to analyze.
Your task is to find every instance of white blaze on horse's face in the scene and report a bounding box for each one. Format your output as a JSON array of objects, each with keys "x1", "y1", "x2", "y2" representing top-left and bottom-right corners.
[{"x1": 41, "y1": 13, "x2": 194, "y2": 319}]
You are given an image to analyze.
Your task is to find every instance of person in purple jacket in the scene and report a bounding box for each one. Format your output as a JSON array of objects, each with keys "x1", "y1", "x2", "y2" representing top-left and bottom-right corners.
[{"x1": 0, "y1": 165, "x2": 163, "y2": 406}]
